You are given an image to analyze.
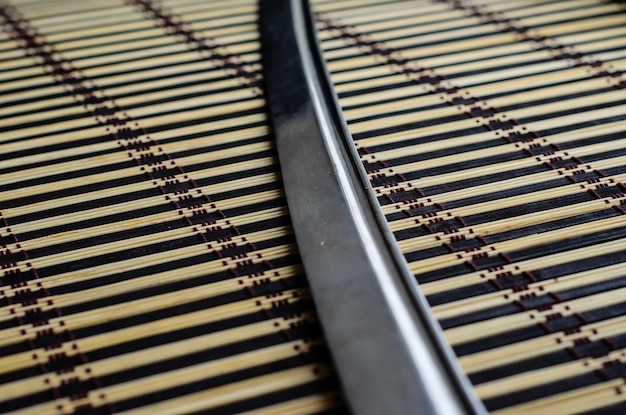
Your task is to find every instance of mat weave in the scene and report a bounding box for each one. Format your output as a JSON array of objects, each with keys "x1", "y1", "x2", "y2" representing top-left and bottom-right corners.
[
  {"x1": 313, "y1": 0, "x2": 626, "y2": 413},
  {"x1": 0, "y1": 1, "x2": 343, "y2": 413}
]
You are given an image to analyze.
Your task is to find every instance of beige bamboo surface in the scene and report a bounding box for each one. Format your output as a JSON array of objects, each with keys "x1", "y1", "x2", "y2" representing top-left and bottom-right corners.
[
  {"x1": 0, "y1": 0, "x2": 343, "y2": 413},
  {"x1": 314, "y1": 0, "x2": 626, "y2": 413}
]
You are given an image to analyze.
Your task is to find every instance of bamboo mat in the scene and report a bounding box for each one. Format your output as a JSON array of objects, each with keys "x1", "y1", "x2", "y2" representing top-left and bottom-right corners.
[
  {"x1": 0, "y1": 0, "x2": 344, "y2": 413},
  {"x1": 312, "y1": 0, "x2": 626, "y2": 414}
]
